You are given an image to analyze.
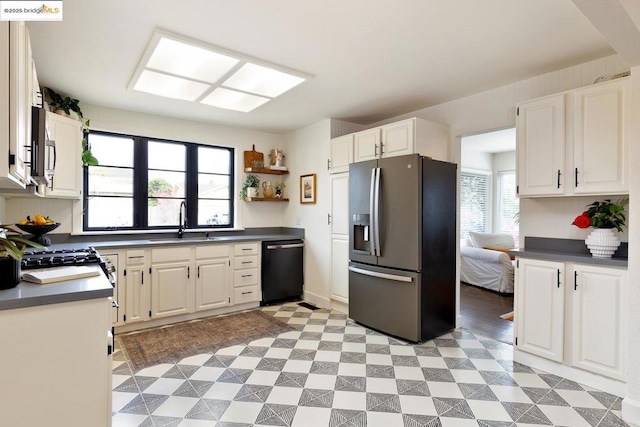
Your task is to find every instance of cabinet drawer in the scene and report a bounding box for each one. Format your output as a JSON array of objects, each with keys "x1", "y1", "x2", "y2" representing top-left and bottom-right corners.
[
  {"x1": 234, "y1": 243, "x2": 258, "y2": 256},
  {"x1": 126, "y1": 250, "x2": 146, "y2": 266},
  {"x1": 235, "y1": 255, "x2": 258, "y2": 269},
  {"x1": 152, "y1": 246, "x2": 191, "y2": 263},
  {"x1": 234, "y1": 285, "x2": 259, "y2": 304},
  {"x1": 196, "y1": 245, "x2": 230, "y2": 259},
  {"x1": 234, "y1": 269, "x2": 258, "y2": 287}
]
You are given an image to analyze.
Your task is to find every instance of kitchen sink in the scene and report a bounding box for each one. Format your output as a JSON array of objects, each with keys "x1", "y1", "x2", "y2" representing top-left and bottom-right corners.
[{"x1": 148, "y1": 236, "x2": 218, "y2": 243}]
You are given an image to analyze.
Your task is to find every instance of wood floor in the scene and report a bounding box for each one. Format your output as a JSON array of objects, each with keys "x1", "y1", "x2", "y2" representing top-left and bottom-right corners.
[{"x1": 460, "y1": 282, "x2": 514, "y2": 344}]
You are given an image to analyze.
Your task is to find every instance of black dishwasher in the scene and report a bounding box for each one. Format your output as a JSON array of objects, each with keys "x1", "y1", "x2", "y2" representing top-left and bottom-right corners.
[{"x1": 261, "y1": 239, "x2": 304, "y2": 305}]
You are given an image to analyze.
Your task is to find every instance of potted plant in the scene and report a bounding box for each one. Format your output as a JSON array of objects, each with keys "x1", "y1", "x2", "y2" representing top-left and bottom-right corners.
[
  {"x1": 572, "y1": 198, "x2": 628, "y2": 258},
  {"x1": 44, "y1": 87, "x2": 98, "y2": 166},
  {"x1": 239, "y1": 174, "x2": 261, "y2": 199},
  {"x1": 275, "y1": 182, "x2": 286, "y2": 198},
  {"x1": 0, "y1": 225, "x2": 44, "y2": 289}
]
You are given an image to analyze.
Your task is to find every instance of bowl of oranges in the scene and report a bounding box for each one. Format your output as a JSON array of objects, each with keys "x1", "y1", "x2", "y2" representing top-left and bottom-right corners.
[{"x1": 15, "y1": 215, "x2": 60, "y2": 246}]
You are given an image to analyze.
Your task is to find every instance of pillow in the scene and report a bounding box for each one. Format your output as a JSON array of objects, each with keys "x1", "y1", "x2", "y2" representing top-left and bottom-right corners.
[
  {"x1": 468, "y1": 232, "x2": 515, "y2": 249},
  {"x1": 483, "y1": 246, "x2": 516, "y2": 260}
]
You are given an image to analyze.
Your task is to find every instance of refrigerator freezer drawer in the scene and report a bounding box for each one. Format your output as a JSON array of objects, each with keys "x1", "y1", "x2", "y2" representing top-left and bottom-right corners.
[{"x1": 348, "y1": 263, "x2": 420, "y2": 342}]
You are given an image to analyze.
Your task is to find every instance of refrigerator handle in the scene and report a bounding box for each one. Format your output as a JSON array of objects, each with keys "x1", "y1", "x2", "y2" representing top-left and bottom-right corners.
[
  {"x1": 348, "y1": 265, "x2": 413, "y2": 283},
  {"x1": 373, "y1": 167, "x2": 381, "y2": 256},
  {"x1": 369, "y1": 168, "x2": 377, "y2": 256}
]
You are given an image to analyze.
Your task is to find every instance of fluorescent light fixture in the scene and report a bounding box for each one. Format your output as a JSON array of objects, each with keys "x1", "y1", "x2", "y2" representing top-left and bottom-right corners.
[
  {"x1": 130, "y1": 29, "x2": 311, "y2": 112},
  {"x1": 222, "y1": 63, "x2": 306, "y2": 97},
  {"x1": 201, "y1": 88, "x2": 270, "y2": 112},
  {"x1": 133, "y1": 70, "x2": 210, "y2": 101},
  {"x1": 147, "y1": 38, "x2": 239, "y2": 84}
]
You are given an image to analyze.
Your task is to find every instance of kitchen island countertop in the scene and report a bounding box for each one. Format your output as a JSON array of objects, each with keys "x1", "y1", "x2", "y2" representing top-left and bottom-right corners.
[{"x1": 0, "y1": 265, "x2": 113, "y2": 311}]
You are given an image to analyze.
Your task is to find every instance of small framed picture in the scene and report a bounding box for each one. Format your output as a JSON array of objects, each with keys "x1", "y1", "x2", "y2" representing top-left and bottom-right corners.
[{"x1": 300, "y1": 173, "x2": 316, "y2": 204}]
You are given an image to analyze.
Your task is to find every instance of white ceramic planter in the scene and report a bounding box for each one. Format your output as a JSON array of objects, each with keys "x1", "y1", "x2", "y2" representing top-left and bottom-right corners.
[
  {"x1": 585, "y1": 228, "x2": 620, "y2": 258},
  {"x1": 246, "y1": 187, "x2": 258, "y2": 198}
]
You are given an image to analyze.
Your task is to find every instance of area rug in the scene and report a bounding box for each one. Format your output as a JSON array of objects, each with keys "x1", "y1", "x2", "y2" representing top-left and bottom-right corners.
[
  {"x1": 119, "y1": 310, "x2": 294, "y2": 371},
  {"x1": 500, "y1": 311, "x2": 514, "y2": 321}
]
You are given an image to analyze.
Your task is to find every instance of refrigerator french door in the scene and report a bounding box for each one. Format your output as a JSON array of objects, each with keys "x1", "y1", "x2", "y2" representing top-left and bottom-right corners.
[{"x1": 348, "y1": 154, "x2": 457, "y2": 343}]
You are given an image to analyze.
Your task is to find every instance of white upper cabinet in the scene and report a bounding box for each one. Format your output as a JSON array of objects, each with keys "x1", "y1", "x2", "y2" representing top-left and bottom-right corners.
[
  {"x1": 45, "y1": 111, "x2": 83, "y2": 198},
  {"x1": 0, "y1": 22, "x2": 32, "y2": 189},
  {"x1": 516, "y1": 94, "x2": 566, "y2": 196},
  {"x1": 516, "y1": 77, "x2": 629, "y2": 198},
  {"x1": 329, "y1": 134, "x2": 353, "y2": 174},
  {"x1": 573, "y1": 78, "x2": 629, "y2": 195},
  {"x1": 353, "y1": 117, "x2": 449, "y2": 163}
]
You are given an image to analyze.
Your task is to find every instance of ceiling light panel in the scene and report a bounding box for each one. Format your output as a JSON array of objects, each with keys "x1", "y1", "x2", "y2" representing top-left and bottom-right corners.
[
  {"x1": 223, "y1": 63, "x2": 306, "y2": 97},
  {"x1": 147, "y1": 37, "x2": 239, "y2": 84},
  {"x1": 133, "y1": 70, "x2": 210, "y2": 101},
  {"x1": 201, "y1": 88, "x2": 270, "y2": 112}
]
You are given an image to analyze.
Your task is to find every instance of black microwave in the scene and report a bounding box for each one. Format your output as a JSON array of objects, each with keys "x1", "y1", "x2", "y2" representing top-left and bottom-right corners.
[{"x1": 30, "y1": 106, "x2": 56, "y2": 186}]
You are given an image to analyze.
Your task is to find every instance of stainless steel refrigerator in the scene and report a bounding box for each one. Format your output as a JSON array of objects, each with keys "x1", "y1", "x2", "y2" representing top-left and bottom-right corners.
[{"x1": 348, "y1": 154, "x2": 457, "y2": 342}]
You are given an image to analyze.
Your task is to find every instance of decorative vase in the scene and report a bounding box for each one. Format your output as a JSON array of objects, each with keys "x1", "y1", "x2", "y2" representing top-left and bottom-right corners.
[
  {"x1": 246, "y1": 187, "x2": 258, "y2": 198},
  {"x1": 262, "y1": 181, "x2": 274, "y2": 198},
  {"x1": 585, "y1": 228, "x2": 620, "y2": 258},
  {"x1": 0, "y1": 257, "x2": 21, "y2": 289}
]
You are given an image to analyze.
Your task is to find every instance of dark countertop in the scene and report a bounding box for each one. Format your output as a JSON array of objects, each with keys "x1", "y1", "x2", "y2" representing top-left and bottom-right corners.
[
  {"x1": 0, "y1": 265, "x2": 114, "y2": 311},
  {"x1": 509, "y1": 237, "x2": 628, "y2": 268}
]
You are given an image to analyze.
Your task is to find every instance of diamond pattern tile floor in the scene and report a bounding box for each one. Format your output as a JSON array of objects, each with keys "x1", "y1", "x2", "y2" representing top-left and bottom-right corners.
[{"x1": 112, "y1": 302, "x2": 629, "y2": 426}]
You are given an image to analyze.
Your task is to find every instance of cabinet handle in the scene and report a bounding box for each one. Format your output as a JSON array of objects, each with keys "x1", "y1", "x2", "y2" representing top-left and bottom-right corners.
[
  {"x1": 187, "y1": 266, "x2": 190, "y2": 279},
  {"x1": 242, "y1": 274, "x2": 253, "y2": 278},
  {"x1": 197, "y1": 265, "x2": 200, "y2": 278},
  {"x1": 374, "y1": 144, "x2": 378, "y2": 157},
  {"x1": 328, "y1": 213, "x2": 332, "y2": 225},
  {"x1": 141, "y1": 272, "x2": 144, "y2": 285},
  {"x1": 380, "y1": 142, "x2": 384, "y2": 155},
  {"x1": 242, "y1": 261, "x2": 252, "y2": 265},
  {"x1": 557, "y1": 269, "x2": 560, "y2": 288},
  {"x1": 557, "y1": 170, "x2": 561, "y2": 188},
  {"x1": 242, "y1": 291, "x2": 253, "y2": 295},
  {"x1": 575, "y1": 168, "x2": 579, "y2": 187},
  {"x1": 574, "y1": 271, "x2": 578, "y2": 290},
  {"x1": 327, "y1": 159, "x2": 331, "y2": 170},
  {"x1": 128, "y1": 255, "x2": 144, "y2": 259},
  {"x1": 242, "y1": 248, "x2": 252, "y2": 251}
]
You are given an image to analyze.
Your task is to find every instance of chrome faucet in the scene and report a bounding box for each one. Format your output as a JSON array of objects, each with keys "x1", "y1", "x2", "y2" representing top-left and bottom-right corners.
[{"x1": 178, "y1": 200, "x2": 187, "y2": 238}]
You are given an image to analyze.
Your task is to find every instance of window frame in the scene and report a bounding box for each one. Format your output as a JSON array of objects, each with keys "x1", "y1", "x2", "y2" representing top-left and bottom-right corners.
[{"x1": 82, "y1": 130, "x2": 235, "y2": 232}]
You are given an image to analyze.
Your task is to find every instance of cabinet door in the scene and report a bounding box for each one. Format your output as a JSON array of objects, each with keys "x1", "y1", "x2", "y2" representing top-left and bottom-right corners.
[
  {"x1": 329, "y1": 134, "x2": 353, "y2": 173},
  {"x1": 8, "y1": 22, "x2": 29, "y2": 186},
  {"x1": 151, "y1": 262, "x2": 192, "y2": 318},
  {"x1": 196, "y1": 259, "x2": 230, "y2": 311},
  {"x1": 515, "y1": 258, "x2": 565, "y2": 362},
  {"x1": 45, "y1": 112, "x2": 82, "y2": 198},
  {"x1": 573, "y1": 78, "x2": 629, "y2": 195},
  {"x1": 330, "y1": 173, "x2": 349, "y2": 303},
  {"x1": 125, "y1": 267, "x2": 150, "y2": 323},
  {"x1": 354, "y1": 128, "x2": 381, "y2": 162},
  {"x1": 516, "y1": 94, "x2": 566, "y2": 196},
  {"x1": 381, "y1": 118, "x2": 414, "y2": 158},
  {"x1": 571, "y1": 264, "x2": 626, "y2": 380}
]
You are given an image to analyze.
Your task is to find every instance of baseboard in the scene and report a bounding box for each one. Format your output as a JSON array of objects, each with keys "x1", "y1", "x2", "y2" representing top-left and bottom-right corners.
[
  {"x1": 514, "y1": 349, "x2": 626, "y2": 397},
  {"x1": 331, "y1": 299, "x2": 349, "y2": 315},
  {"x1": 456, "y1": 314, "x2": 463, "y2": 329},
  {"x1": 303, "y1": 291, "x2": 331, "y2": 310},
  {"x1": 622, "y1": 396, "x2": 640, "y2": 426}
]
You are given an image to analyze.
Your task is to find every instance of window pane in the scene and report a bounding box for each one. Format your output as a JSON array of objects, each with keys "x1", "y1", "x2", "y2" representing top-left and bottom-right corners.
[
  {"x1": 148, "y1": 198, "x2": 183, "y2": 227},
  {"x1": 460, "y1": 172, "x2": 491, "y2": 239},
  {"x1": 199, "y1": 200, "x2": 231, "y2": 225},
  {"x1": 88, "y1": 167, "x2": 133, "y2": 196},
  {"x1": 198, "y1": 174, "x2": 230, "y2": 198},
  {"x1": 87, "y1": 197, "x2": 133, "y2": 227},
  {"x1": 148, "y1": 170, "x2": 185, "y2": 198},
  {"x1": 88, "y1": 134, "x2": 134, "y2": 167},
  {"x1": 148, "y1": 141, "x2": 185, "y2": 171},
  {"x1": 198, "y1": 146, "x2": 230, "y2": 174}
]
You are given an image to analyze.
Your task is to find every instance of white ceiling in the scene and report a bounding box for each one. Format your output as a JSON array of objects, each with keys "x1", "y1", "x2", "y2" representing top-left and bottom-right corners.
[
  {"x1": 26, "y1": 0, "x2": 614, "y2": 134},
  {"x1": 462, "y1": 128, "x2": 516, "y2": 154}
]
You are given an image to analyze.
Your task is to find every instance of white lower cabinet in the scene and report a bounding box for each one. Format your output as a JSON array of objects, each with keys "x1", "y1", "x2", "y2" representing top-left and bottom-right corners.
[
  {"x1": 233, "y1": 243, "x2": 261, "y2": 303},
  {"x1": 516, "y1": 258, "x2": 565, "y2": 362},
  {"x1": 124, "y1": 249, "x2": 150, "y2": 324},
  {"x1": 151, "y1": 246, "x2": 193, "y2": 318},
  {"x1": 515, "y1": 257, "x2": 627, "y2": 382},
  {"x1": 571, "y1": 264, "x2": 627, "y2": 380},
  {"x1": 195, "y1": 245, "x2": 231, "y2": 311},
  {"x1": 329, "y1": 173, "x2": 349, "y2": 304}
]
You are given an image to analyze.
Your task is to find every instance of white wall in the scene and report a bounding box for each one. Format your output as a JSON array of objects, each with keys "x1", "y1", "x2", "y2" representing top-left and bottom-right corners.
[
  {"x1": 461, "y1": 148, "x2": 492, "y2": 171},
  {"x1": 3, "y1": 104, "x2": 287, "y2": 233},
  {"x1": 283, "y1": 120, "x2": 332, "y2": 308}
]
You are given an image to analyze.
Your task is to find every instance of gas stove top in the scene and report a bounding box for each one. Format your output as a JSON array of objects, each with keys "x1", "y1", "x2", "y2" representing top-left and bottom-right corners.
[{"x1": 22, "y1": 247, "x2": 105, "y2": 270}]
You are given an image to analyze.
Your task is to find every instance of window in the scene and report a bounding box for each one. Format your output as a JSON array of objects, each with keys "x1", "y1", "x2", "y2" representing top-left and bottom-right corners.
[
  {"x1": 460, "y1": 171, "x2": 491, "y2": 240},
  {"x1": 497, "y1": 171, "x2": 519, "y2": 244},
  {"x1": 83, "y1": 131, "x2": 234, "y2": 231}
]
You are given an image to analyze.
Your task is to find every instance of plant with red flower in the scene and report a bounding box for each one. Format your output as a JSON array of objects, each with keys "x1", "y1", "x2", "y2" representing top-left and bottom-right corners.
[
  {"x1": 571, "y1": 198, "x2": 628, "y2": 232},
  {"x1": 572, "y1": 212, "x2": 591, "y2": 229}
]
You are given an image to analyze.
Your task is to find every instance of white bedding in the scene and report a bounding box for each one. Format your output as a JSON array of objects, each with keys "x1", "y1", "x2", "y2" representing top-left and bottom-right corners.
[{"x1": 460, "y1": 239, "x2": 515, "y2": 294}]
